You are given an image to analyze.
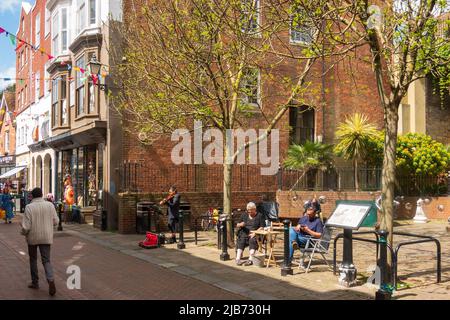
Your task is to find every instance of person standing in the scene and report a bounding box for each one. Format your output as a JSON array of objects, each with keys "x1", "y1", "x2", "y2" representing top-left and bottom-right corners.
[
  {"x1": 3, "y1": 187, "x2": 15, "y2": 224},
  {"x1": 21, "y1": 187, "x2": 59, "y2": 296},
  {"x1": 160, "y1": 186, "x2": 180, "y2": 244}
]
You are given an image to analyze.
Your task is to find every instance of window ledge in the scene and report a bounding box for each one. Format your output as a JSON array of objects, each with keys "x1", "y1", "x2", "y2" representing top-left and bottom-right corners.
[
  {"x1": 74, "y1": 113, "x2": 100, "y2": 122},
  {"x1": 52, "y1": 125, "x2": 70, "y2": 131}
]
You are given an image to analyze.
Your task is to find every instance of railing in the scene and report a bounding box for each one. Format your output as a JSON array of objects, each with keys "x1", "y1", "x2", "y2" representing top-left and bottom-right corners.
[
  {"x1": 119, "y1": 163, "x2": 278, "y2": 193},
  {"x1": 278, "y1": 167, "x2": 382, "y2": 192},
  {"x1": 119, "y1": 162, "x2": 448, "y2": 196}
]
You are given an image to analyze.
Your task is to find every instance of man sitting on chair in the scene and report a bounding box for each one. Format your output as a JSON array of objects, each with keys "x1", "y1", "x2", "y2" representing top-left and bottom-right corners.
[
  {"x1": 289, "y1": 206, "x2": 324, "y2": 264},
  {"x1": 235, "y1": 202, "x2": 266, "y2": 266}
]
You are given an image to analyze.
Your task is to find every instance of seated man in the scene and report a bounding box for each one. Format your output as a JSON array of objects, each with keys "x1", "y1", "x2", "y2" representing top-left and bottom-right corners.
[
  {"x1": 289, "y1": 206, "x2": 324, "y2": 264},
  {"x1": 235, "y1": 202, "x2": 266, "y2": 266}
]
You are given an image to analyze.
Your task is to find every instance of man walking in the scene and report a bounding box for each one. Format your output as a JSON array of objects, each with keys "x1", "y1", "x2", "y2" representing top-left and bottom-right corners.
[{"x1": 21, "y1": 187, "x2": 59, "y2": 296}]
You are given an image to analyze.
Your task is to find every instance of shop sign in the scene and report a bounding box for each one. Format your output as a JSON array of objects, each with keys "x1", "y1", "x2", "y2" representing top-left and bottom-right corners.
[{"x1": 0, "y1": 155, "x2": 15, "y2": 165}]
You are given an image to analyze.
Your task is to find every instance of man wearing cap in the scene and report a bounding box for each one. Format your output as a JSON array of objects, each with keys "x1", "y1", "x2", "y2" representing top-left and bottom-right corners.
[{"x1": 289, "y1": 205, "x2": 324, "y2": 265}]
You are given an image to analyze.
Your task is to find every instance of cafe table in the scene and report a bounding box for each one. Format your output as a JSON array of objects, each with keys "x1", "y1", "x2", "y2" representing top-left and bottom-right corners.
[{"x1": 250, "y1": 229, "x2": 283, "y2": 268}]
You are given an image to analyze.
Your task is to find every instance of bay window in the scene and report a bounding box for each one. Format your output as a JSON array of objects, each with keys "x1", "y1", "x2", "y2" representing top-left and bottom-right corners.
[{"x1": 76, "y1": 56, "x2": 86, "y2": 116}]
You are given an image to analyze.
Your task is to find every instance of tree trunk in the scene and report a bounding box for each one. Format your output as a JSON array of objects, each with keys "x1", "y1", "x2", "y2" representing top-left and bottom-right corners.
[
  {"x1": 223, "y1": 146, "x2": 234, "y2": 247},
  {"x1": 380, "y1": 101, "x2": 399, "y2": 282},
  {"x1": 354, "y1": 159, "x2": 359, "y2": 192}
]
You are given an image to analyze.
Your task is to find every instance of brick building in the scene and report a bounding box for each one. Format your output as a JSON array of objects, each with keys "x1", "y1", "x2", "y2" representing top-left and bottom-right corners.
[
  {"x1": 114, "y1": 0, "x2": 385, "y2": 233},
  {"x1": 0, "y1": 92, "x2": 17, "y2": 186}
]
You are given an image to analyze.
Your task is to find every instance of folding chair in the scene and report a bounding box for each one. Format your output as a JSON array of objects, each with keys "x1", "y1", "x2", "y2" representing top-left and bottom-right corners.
[{"x1": 296, "y1": 226, "x2": 333, "y2": 273}]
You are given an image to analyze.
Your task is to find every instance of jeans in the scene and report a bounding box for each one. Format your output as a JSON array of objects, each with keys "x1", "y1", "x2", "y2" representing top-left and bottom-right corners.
[
  {"x1": 28, "y1": 244, "x2": 54, "y2": 284},
  {"x1": 289, "y1": 228, "x2": 309, "y2": 263}
]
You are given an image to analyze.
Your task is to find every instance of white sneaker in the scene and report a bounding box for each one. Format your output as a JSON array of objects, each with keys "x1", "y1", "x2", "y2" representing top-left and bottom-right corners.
[{"x1": 236, "y1": 259, "x2": 244, "y2": 266}]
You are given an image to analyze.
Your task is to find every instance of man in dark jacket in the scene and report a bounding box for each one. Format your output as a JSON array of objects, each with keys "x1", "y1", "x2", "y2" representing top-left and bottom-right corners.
[
  {"x1": 235, "y1": 202, "x2": 266, "y2": 266},
  {"x1": 160, "y1": 186, "x2": 180, "y2": 244}
]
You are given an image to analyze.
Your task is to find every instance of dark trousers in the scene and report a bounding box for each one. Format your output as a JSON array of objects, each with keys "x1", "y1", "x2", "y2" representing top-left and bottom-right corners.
[
  {"x1": 168, "y1": 218, "x2": 178, "y2": 235},
  {"x1": 236, "y1": 235, "x2": 258, "y2": 250},
  {"x1": 28, "y1": 244, "x2": 54, "y2": 284}
]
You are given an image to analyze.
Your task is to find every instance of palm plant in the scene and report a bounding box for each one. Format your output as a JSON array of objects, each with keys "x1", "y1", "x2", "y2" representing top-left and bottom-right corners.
[
  {"x1": 334, "y1": 113, "x2": 379, "y2": 192},
  {"x1": 284, "y1": 141, "x2": 334, "y2": 190}
]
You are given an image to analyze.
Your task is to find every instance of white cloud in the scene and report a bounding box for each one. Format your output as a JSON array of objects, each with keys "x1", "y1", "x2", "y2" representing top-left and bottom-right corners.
[
  {"x1": 0, "y1": 66, "x2": 16, "y2": 92},
  {"x1": 0, "y1": 0, "x2": 22, "y2": 14}
]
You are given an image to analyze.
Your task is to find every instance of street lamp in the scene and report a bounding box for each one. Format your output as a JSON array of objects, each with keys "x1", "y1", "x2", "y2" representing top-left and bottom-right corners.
[{"x1": 87, "y1": 54, "x2": 107, "y2": 91}]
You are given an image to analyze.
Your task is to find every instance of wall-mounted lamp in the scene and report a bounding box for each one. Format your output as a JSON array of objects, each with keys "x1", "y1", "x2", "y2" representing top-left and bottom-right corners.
[{"x1": 87, "y1": 54, "x2": 107, "y2": 91}]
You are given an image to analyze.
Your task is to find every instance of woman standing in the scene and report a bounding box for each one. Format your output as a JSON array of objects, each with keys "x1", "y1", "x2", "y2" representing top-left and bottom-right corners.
[{"x1": 3, "y1": 187, "x2": 15, "y2": 224}]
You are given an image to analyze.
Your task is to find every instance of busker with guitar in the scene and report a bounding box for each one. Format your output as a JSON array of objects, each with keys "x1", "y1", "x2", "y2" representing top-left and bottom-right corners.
[{"x1": 159, "y1": 186, "x2": 180, "y2": 244}]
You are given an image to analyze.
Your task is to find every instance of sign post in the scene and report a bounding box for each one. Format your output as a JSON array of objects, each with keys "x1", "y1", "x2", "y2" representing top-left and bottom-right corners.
[{"x1": 326, "y1": 203, "x2": 372, "y2": 287}]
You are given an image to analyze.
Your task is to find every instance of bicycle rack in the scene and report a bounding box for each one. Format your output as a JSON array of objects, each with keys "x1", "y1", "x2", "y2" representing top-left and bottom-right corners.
[{"x1": 332, "y1": 230, "x2": 441, "y2": 289}]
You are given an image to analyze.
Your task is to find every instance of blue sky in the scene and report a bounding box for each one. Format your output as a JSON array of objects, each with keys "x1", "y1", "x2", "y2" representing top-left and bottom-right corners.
[{"x1": 0, "y1": 0, "x2": 35, "y2": 91}]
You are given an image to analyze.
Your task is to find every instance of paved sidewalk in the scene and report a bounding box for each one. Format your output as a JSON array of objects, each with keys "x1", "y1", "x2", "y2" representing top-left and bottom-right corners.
[
  {"x1": 0, "y1": 216, "x2": 243, "y2": 300},
  {"x1": 3, "y1": 214, "x2": 448, "y2": 300},
  {"x1": 61, "y1": 219, "x2": 450, "y2": 300}
]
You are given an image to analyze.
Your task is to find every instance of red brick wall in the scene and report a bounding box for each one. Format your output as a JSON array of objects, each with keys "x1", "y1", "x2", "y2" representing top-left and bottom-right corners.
[
  {"x1": 395, "y1": 197, "x2": 450, "y2": 220},
  {"x1": 31, "y1": 0, "x2": 52, "y2": 102},
  {"x1": 276, "y1": 190, "x2": 380, "y2": 219},
  {"x1": 16, "y1": 5, "x2": 32, "y2": 116},
  {"x1": 0, "y1": 92, "x2": 16, "y2": 156},
  {"x1": 277, "y1": 191, "x2": 450, "y2": 221}
]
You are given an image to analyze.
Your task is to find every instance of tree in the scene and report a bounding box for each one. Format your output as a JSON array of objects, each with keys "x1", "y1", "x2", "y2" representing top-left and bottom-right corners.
[
  {"x1": 284, "y1": 141, "x2": 334, "y2": 189},
  {"x1": 326, "y1": 0, "x2": 450, "y2": 277},
  {"x1": 114, "y1": 0, "x2": 363, "y2": 243},
  {"x1": 334, "y1": 113, "x2": 380, "y2": 191}
]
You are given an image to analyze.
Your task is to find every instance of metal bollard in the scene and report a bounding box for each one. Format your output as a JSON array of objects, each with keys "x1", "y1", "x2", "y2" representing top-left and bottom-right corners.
[
  {"x1": 177, "y1": 211, "x2": 186, "y2": 249},
  {"x1": 281, "y1": 219, "x2": 293, "y2": 276},
  {"x1": 57, "y1": 203, "x2": 63, "y2": 231},
  {"x1": 375, "y1": 230, "x2": 392, "y2": 300},
  {"x1": 220, "y1": 217, "x2": 230, "y2": 261}
]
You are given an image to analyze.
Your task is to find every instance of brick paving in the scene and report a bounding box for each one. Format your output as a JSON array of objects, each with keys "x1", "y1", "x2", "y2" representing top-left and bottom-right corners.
[
  {"x1": 0, "y1": 216, "x2": 243, "y2": 300},
  {"x1": 2, "y1": 215, "x2": 449, "y2": 300}
]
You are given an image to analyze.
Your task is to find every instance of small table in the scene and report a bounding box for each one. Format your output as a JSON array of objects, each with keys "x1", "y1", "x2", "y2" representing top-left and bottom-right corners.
[{"x1": 251, "y1": 229, "x2": 283, "y2": 268}]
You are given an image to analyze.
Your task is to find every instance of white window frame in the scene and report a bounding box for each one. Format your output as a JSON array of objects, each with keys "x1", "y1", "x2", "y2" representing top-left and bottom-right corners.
[
  {"x1": 241, "y1": 0, "x2": 260, "y2": 35},
  {"x1": 240, "y1": 67, "x2": 261, "y2": 111},
  {"x1": 52, "y1": 11, "x2": 59, "y2": 57},
  {"x1": 35, "y1": 72, "x2": 40, "y2": 102},
  {"x1": 61, "y1": 8, "x2": 68, "y2": 52},
  {"x1": 89, "y1": 0, "x2": 96, "y2": 25},
  {"x1": 45, "y1": 8, "x2": 51, "y2": 37},
  {"x1": 35, "y1": 13, "x2": 41, "y2": 48},
  {"x1": 5, "y1": 131, "x2": 9, "y2": 154},
  {"x1": 77, "y1": 0, "x2": 86, "y2": 35},
  {"x1": 289, "y1": 8, "x2": 317, "y2": 45}
]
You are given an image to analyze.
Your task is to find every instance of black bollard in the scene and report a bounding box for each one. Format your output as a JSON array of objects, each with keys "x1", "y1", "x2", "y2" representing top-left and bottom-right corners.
[
  {"x1": 375, "y1": 230, "x2": 392, "y2": 300},
  {"x1": 57, "y1": 203, "x2": 63, "y2": 231},
  {"x1": 338, "y1": 228, "x2": 357, "y2": 287},
  {"x1": 177, "y1": 211, "x2": 186, "y2": 249},
  {"x1": 281, "y1": 219, "x2": 293, "y2": 276},
  {"x1": 220, "y1": 217, "x2": 230, "y2": 261}
]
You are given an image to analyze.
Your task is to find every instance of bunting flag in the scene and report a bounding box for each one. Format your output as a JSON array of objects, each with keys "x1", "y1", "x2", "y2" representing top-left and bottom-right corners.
[
  {"x1": 92, "y1": 74, "x2": 98, "y2": 85},
  {"x1": 15, "y1": 40, "x2": 25, "y2": 51},
  {"x1": 0, "y1": 26, "x2": 55, "y2": 63},
  {"x1": 9, "y1": 33, "x2": 16, "y2": 46}
]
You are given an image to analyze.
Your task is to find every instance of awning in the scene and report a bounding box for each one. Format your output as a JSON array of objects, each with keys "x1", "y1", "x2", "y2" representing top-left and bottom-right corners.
[{"x1": 0, "y1": 166, "x2": 26, "y2": 179}]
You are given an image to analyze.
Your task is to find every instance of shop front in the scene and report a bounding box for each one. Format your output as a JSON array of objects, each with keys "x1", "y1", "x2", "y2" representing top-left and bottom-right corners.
[{"x1": 46, "y1": 124, "x2": 106, "y2": 224}]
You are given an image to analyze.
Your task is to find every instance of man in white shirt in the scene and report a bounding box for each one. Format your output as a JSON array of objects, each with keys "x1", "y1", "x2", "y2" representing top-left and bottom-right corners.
[{"x1": 21, "y1": 187, "x2": 59, "y2": 296}]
